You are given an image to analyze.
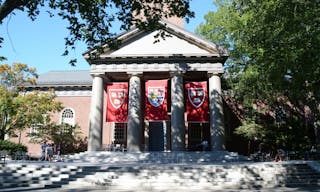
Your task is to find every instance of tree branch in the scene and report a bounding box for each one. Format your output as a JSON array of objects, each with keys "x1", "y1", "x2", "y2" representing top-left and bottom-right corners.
[{"x1": 0, "y1": 0, "x2": 28, "y2": 23}]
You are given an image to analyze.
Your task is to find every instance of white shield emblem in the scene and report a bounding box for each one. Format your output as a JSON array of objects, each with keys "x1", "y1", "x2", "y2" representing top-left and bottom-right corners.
[
  {"x1": 188, "y1": 88, "x2": 205, "y2": 108},
  {"x1": 148, "y1": 87, "x2": 165, "y2": 107},
  {"x1": 109, "y1": 89, "x2": 127, "y2": 109}
]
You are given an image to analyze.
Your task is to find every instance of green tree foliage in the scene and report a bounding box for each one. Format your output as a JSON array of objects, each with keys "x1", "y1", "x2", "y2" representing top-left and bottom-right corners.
[
  {"x1": 0, "y1": 139, "x2": 27, "y2": 155},
  {"x1": 197, "y1": 0, "x2": 320, "y2": 149},
  {"x1": 30, "y1": 123, "x2": 87, "y2": 154},
  {"x1": 234, "y1": 119, "x2": 265, "y2": 141},
  {"x1": 0, "y1": 0, "x2": 194, "y2": 65},
  {"x1": 0, "y1": 63, "x2": 61, "y2": 140}
]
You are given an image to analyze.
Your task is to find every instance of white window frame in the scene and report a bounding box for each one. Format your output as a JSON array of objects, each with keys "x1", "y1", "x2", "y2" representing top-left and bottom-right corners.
[
  {"x1": 29, "y1": 124, "x2": 39, "y2": 136},
  {"x1": 60, "y1": 108, "x2": 75, "y2": 126}
]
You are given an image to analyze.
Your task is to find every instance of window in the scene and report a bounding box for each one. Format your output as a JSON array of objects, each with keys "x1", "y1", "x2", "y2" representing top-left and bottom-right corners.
[
  {"x1": 188, "y1": 123, "x2": 202, "y2": 138},
  {"x1": 114, "y1": 123, "x2": 127, "y2": 146},
  {"x1": 60, "y1": 108, "x2": 75, "y2": 126},
  {"x1": 29, "y1": 124, "x2": 45, "y2": 141},
  {"x1": 29, "y1": 124, "x2": 39, "y2": 136}
]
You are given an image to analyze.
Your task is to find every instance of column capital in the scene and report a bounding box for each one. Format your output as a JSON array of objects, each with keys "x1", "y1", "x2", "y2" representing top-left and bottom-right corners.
[
  {"x1": 207, "y1": 71, "x2": 223, "y2": 78},
  {"x1": 91, "y1": 73, "x2": 111, "y2": 83},
  {"x1": 169, "y1": 71, "x2": 185, "y2": 77},
  {"x1": 127, "y1": 72, "x2": 143, "y2": 78},
  {"x1": 90, "y1": 72, "x2": 107, "y2": 78}
]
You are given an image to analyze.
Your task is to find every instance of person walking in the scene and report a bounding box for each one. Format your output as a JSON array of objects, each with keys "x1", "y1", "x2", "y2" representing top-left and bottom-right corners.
[
  {"x1": 40, "y1": 141, "x2": 47, "y2": 161},
  {"x1": 45, "y1": 143, "x2": 54, "y2": 162},
  {"x1": 56, "y1": 144, "x2": 62, "y2": 162}
]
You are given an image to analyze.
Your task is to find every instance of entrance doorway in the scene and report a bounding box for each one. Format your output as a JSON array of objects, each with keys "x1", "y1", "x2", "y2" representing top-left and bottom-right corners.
[
  {"x1": 114, "y1": 123, "x2": 127, "y2": 148},
  {"x1": 149, "y1": 122, "x2": 167, "y2": 151},
  {"x1": 187, "y1": 123, "x2": 210, "y2": 151}
]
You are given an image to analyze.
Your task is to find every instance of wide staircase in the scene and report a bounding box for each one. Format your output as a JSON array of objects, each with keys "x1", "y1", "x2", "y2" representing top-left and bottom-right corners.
[{"x1": 0, "y1": 152, "x2": 320, "y2": 191}]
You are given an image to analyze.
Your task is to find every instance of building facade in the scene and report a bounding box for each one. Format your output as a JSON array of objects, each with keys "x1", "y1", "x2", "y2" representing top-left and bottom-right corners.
[
  {"x1": 11, "y1": 70, "x2": 95, "y2": 155},
  {"x1": 12, "y1": 20, "x2": 242, "y2": 156},
  {"x1": 85, "y1": 20, "x2": 229, "y2": 152}
]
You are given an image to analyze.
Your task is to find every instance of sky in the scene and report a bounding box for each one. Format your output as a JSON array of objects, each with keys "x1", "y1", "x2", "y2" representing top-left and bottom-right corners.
[{"x1": 0, "y1": 1, "x2": 216, "y2": 74}]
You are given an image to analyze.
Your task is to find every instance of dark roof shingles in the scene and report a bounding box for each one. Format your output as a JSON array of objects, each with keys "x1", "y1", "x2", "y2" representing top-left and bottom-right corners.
[{"x1": 36, "y1": 70, "x2": 92, "y2": 86}]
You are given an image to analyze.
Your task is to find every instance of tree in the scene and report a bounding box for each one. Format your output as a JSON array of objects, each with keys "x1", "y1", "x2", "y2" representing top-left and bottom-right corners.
[
  {"x1": 0, "y1": 63, "x2": 61, "y2": 140},
  {"x1": 30, "y1": 123, "x2": 87, "y2": 154},
  {"x1": 197, "y1": 0, "x2": 320, "y2": 149},
  {"x1": 0, "y1": 0, "x2": 194, "y2": 65}
]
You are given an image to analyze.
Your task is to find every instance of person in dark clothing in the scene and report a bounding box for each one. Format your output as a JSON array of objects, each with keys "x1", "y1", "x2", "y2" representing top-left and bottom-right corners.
[
  {"x1": 56, "y1": 144, "x2": 62, "y2": 161},
  {"x1": 40, "y1": 141, "x2": 47, "y2": 161}
]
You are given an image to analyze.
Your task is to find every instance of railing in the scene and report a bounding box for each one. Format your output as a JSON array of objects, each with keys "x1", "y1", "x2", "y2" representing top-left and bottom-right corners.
[
  {"x1": 250, "y1": 150, "x2": 318, "y2": 162},
  {"x1": 304, "y1": 151, "x2": 320, "y2": 160},
  {"x1": 103, "y1": 144, "x2": 127, "y2": 152},
  {"x1": 250, "y1": 152, "x2": 273, "y2": 162},
  {"x1": 13, "y1": 151, "x2": 29, "y2": 161},
  {"x1": 0, "y1": 150, "x2": 8, "y2": 164}
]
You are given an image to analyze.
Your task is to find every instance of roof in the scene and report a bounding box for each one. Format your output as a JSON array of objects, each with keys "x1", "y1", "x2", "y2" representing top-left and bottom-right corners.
[
  {"x1": 83, "y1": 20, "x2": 229, "y2": 63},
  {"x1": 33, "y1": 70, "x2": 92, "y2": 87}
]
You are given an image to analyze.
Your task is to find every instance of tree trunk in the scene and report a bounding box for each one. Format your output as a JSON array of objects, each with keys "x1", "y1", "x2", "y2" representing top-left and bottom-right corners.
[
  {"x1": 0, "y1": 111, "x2": 8, "y2": 140},
  {"x1": 0, "y1": 129, "x2": 5, "y2": 140}
]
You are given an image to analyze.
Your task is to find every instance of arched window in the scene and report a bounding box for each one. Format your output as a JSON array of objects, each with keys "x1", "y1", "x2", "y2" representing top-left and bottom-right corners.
[{"x1": 60, "y1": 108, "x2": 75, "y2": 126}]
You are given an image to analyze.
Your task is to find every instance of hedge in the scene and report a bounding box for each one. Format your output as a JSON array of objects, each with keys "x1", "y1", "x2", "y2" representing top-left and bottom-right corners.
[{"x1": 0, "y1": 140, "x2": 27, "y2": 155}]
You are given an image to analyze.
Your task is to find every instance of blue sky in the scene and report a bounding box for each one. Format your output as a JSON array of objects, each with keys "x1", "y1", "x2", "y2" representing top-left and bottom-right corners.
[{"x1": 0, "y1": 1, "x2": 216, "y2": 74}]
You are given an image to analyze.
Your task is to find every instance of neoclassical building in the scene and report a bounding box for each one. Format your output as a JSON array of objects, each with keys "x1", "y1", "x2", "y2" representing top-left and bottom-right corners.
[
  {"x1": 14, "y1": 19, "x2": 247, "y2": 156},
  {"x1": 84, "y1": 20, "x2": 229, "y2": 152}
]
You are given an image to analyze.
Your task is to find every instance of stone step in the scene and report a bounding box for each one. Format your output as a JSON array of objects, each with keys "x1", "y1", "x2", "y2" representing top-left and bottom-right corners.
[
  {"x1": 1, "y1": 154, "x2": 320, "y2": 191},
  {"x1": 65, "y1": 151, "x2": 248, "y2": 164},
  {"x1": 62, "y1": 163, "x2": 320, "y2": 190},
  {"x1": 0, "y1": 164, "x2": 83, "y2": 190}
]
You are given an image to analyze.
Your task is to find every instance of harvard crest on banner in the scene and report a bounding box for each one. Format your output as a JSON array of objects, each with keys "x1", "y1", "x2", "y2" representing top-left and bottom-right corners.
[
  {"x1": 148, "y1": 87, "x2": 165, "y2": 107},
  {"x1": 145, "y1": 80, "x2": 168, "y2": 120},
  {"x1": 106, "y1": 82, "x2": 128, "y2": 122},
  {"x1": 185, "y1": 81, "x2": 209, "y2": 122},
  {"x1": 109, "y1": 89, "x2": 126, "y2": 109},
  {"x1": 188, "y1": 87, "x2": 205, "y2": 108}
]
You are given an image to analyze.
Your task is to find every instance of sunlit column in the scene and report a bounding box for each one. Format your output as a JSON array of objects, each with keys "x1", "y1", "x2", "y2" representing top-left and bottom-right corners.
[
  {"x1": 88, "y1": 74, "x2": 105, "y2": 151},
  {"x1": 170, "y1": 72, "x2": 185, "y2": 151},
  {"x1": 127, "y1": 73, "x2": 143, "y2": 152},
  {"x1": 209, "y1": 73, "x2": 225, "y2": 151}
]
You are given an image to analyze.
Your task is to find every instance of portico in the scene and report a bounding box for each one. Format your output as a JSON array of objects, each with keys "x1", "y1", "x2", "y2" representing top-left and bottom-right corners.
[{"x1": 85, "y1": 21, "x2": 228, "y2": 152}]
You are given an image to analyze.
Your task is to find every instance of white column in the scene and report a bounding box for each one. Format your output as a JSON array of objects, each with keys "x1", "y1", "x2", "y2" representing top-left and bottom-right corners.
[
  {"x1": 171, "y1": 72, "x2": 185, "y2": 151},
  {"x1": 88, "y1": 74, "x2": 105, "y2": 151},
  {"x1": 127, "y1": 74, "x2": 143, "y2": 152},
  {"x1": 209, "y1": 73, "x2": 226, "y2": 151}
]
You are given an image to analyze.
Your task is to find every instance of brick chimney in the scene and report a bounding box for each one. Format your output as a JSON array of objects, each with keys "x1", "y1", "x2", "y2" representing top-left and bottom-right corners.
[
  {"x1": 165, "y1": 16, "x2": 184, "y2": 28},
  {"x1": 133, "y1": 2, "x2": 184, "y2": 28}
]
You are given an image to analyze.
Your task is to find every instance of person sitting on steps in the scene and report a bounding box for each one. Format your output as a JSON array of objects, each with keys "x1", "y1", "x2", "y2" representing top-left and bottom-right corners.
[
  {"x1": 200, "y1": 140, "x2": 208, "y2": 151},
  {"x1": 274, "y1": 148, "x2": 286, "y2": 162}
]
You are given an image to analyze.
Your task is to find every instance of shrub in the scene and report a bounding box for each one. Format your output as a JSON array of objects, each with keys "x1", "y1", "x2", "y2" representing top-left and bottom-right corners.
[{"x1": 0, "y1": 140, "x2": 27, "y2": 155}]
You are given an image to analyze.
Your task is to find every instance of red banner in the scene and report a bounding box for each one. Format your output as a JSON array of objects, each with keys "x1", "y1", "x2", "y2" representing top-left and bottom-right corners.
[
  {"x1": 145, "y1": 80, "x2": 168, "y2": 121},
  {"x1": 106, "y1": 82, "x2": 128, "y2": 122},
  {"x1": 185, "y1": 81, "x2": 209, "y2": 122}
]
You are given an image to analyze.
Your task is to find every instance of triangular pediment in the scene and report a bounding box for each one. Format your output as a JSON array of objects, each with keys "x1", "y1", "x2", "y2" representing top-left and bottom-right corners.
[
  {"x1": 109, "y1": 30, "x2": 211, "y2": 56},
  {"x1": 84, "y1": 21, "x2": 228, "y2": 60}
]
